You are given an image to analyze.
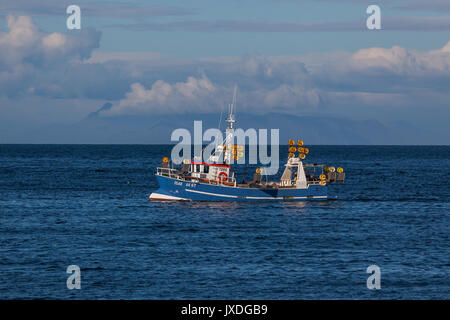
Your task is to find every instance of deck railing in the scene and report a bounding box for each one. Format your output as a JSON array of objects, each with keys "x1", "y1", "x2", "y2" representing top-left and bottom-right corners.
[
  {"x1": 156, "y1": 167, "x2": 236, "y2": 185},
  {"x1": 156, "y1": 167, "x2": 180, "y2": 178},
  {"x1": 156, "y1": 167, "x2": 325, "y2": 187}
]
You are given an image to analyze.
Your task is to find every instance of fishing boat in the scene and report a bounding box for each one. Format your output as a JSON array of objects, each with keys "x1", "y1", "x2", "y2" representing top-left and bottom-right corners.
[{"x1": 149, "y1": 89, "x2": 345, "y2": 201}]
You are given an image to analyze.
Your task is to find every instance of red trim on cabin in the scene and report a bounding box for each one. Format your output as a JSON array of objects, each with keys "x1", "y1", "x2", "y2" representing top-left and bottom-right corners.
[{"x1": 190, "y1": 161, "x2": 230, "y2": 168}]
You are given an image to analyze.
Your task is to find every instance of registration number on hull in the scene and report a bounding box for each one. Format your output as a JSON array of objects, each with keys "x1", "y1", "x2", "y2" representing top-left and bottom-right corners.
[{"x1": 174, "y1": 181, "x2": 196, "y2": 188}]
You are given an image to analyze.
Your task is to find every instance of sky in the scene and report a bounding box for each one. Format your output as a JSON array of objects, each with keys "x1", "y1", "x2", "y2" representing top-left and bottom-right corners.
[{"x1": 0, "y1": 0, "x2": 449, "y2": 143}]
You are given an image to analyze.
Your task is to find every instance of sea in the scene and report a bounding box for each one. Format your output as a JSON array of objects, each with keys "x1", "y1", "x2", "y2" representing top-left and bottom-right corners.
[{"x1": 0, "y1": 145, "x2": 448, "y2": 299}]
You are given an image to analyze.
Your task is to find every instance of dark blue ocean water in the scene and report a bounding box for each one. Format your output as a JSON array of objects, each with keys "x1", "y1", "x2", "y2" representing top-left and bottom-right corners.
[{"x1": 0, "y1": 145, "x2": 448, "y2": 299}]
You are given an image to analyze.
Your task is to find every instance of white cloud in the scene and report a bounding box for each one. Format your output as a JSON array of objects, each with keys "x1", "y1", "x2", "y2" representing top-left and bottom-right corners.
[
  {"x1": 103, "y1": 75, "x2": 219, "y2": 115},
  {"x1": 42, "y1": 33, "x2": 66, "y2": 49},
  {"x1": 1, "y1": 15, "x2": 449, "y2": 119},
  {"x1": 256, "y1": 84, "x2": 321, "y2": 110},
  {"x1": 350, "y1": 42, "x2": 450, "y2": 75},
  {"x1": 0, "y1": 16, "x2": 98, "y2": 65},
  {"x1": 100, "y1": 41, "x2": 450, "y2": 116},
  {"x1": 0, "y1": 15, "x2": 100, "y2": 97}
]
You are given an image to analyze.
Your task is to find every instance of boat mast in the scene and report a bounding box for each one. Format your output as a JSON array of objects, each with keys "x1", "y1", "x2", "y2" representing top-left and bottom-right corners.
[
  {"x1": 207, "y1": 85, "x2": 237, "y2": 165},
  {"x1": 223, "y1": 85, "x2": 237, "y2": 164},
  {"x1": 226, "y1": 85, "x2": 237, "y2": 130}
]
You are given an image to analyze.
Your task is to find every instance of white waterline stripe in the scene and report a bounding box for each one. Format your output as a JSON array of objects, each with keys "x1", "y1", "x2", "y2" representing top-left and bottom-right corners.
[
  {"x1": 186, "y1": 189, "x2": 238, "y2": 198},
  {"x1": 185, "y1": 189, "x2": 327, "y2": 200}
]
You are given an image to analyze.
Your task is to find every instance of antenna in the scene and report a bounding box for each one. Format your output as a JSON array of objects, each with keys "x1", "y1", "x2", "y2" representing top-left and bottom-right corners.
[
  {"x1": 226, "y1": 85, "x2": 237, "y2": 129},
  {"x1": 217, "y1": 106, "x2": 223, "y2": 132}
]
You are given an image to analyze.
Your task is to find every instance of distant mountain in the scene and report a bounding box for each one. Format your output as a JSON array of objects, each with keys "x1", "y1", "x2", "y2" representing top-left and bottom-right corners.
[
  {"x1": 87, "y1": 102, "x2": 113, "y2": 118},
  {"x1": 10, "y1": 102, "x2": 436, "y2": 144}
]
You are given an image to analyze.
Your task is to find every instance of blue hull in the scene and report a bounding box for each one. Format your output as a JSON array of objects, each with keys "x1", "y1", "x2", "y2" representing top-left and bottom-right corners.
[{"x1": 150, "y1": 175, "x2": 328, "y2": 201}]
